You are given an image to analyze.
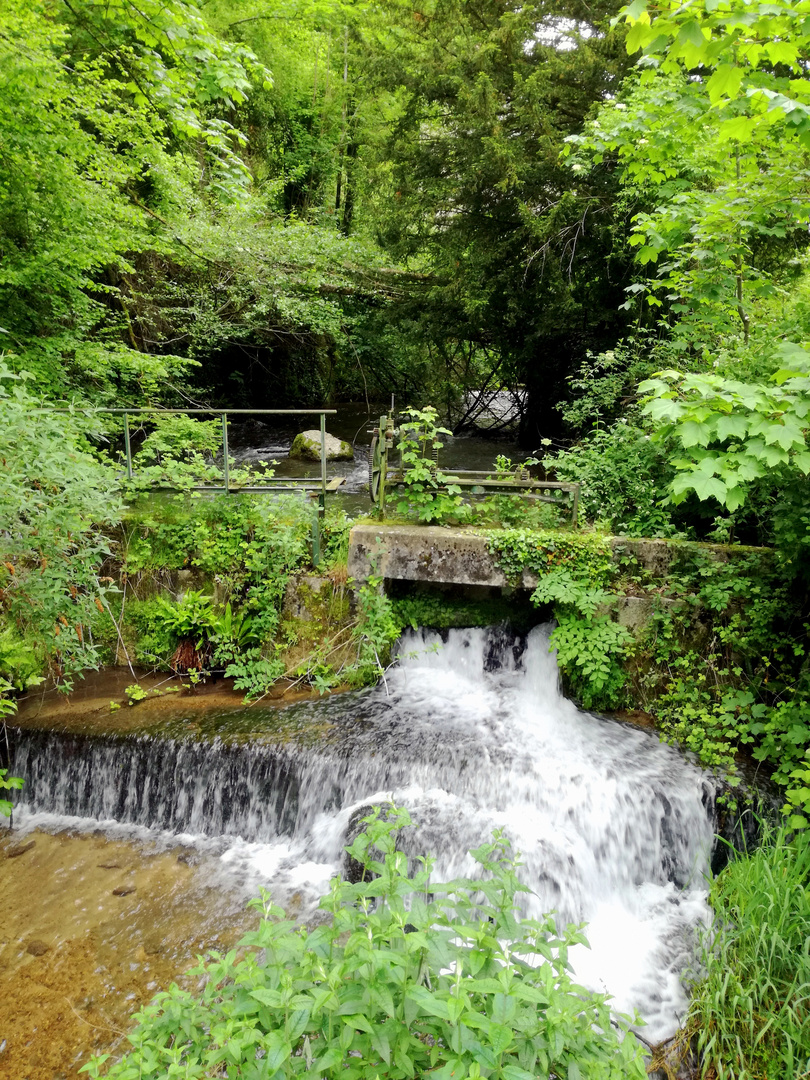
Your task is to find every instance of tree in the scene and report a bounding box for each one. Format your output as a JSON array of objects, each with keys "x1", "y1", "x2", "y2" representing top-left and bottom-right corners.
[
  {"x1": 0, "y1": 364, "x2": 123, "y2": 686},
  {"x1": 352, "y1": 0, "x2": 638, "y2": 438},
  {"x1": 562, "y1": 0, "x2": 810, "y2": 540},
  {"x1": 0, "y1": 0, "x2": 269, "y2": 398}
]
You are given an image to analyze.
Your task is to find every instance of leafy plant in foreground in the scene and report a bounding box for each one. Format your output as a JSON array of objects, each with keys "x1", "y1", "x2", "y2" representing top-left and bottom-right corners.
[{"x1": 83, "y1": 807, "x2": 645, "y2": 1079}]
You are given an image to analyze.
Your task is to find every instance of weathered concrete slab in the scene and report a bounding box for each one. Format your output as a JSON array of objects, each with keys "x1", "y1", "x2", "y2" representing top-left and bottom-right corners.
[
  {"x1": 348, "y1": 524, "x2": 771, "y2": 589},
  {"x1": 610, "y1": 535, "x2": 770, "y2": 575},
  {"x1": 348, "y1": 525, "x2": 536, "y2": 587}
]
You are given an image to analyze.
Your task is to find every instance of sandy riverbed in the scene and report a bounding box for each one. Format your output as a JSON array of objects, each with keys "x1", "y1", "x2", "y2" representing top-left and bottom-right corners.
[{"x1": 0, "y1": 827, "x2": 258, "y2": 1080}]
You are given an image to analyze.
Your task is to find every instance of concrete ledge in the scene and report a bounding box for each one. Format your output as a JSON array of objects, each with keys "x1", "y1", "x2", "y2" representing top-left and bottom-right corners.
[
  {"x1": 348, "y1": 524, "x2": 772, "y2": 588},
  {"x1": 348, "y1": 525, "x2": 535, "y2": 588}
]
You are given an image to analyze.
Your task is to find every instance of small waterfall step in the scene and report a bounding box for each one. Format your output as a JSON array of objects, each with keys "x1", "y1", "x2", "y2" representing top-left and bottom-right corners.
[{"x1": 10, "y1": 624, "x2": 715, "y2": 1043}]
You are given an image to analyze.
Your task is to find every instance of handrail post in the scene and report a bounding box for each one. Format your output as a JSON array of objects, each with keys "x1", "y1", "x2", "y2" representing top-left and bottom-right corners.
[
  {"x1": 313, "y1": 411, "x2": 327, "y2": 567},
  {"x1": 123, "y1": 412, "x2": 133, "y2": 480},
  {"x1": 222, "y1": 412, "x2": 230, "y2": 494},
  {"x1": 320, "y1": 411, "x2": 327, "y2": 506}
]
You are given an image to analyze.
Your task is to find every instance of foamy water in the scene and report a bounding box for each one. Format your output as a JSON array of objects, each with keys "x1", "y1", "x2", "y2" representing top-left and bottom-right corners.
[{"x1": 11, "y1": 625, "x2": 713, "y2": 1042}]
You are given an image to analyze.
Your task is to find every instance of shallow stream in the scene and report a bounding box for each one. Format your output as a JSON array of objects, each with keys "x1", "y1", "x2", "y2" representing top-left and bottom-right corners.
[
  {"x1": 6, "y1": 624, "x2": 715, "y2": 1067},
  {"x1": 225, "y1": 402, "x2": 531, "y2": 513}
]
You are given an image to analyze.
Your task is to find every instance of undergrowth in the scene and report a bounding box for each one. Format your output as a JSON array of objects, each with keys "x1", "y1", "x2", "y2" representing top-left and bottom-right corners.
[
  {"x1": 83, "y1": 807, "x2": 646, "y2": 1080},
  {"x1": 687, "y1": 824, "x2": 810, "y2": 1080}
]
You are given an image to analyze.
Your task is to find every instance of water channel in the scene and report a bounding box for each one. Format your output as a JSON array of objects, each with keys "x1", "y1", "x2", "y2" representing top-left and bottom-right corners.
[
  {"x1": 225, "y1": 401, "x2": 535, "y2": 514},
  {"x1": 7, "y1": 624, "x2": 716, "y2": 1070}
]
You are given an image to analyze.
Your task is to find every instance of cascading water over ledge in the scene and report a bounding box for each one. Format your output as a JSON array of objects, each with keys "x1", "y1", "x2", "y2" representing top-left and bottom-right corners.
[{"x1": 10, "y1": 624, "x2": 716, "y2": 1043}]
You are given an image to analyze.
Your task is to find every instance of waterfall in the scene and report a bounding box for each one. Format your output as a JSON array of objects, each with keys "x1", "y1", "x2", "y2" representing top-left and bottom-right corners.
[{"x1": 10, "y1": 624, "x2": 714, "y2": 1042}]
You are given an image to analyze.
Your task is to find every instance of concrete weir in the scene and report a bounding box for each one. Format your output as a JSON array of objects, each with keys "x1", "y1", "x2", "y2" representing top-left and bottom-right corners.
[
  {"x1": 348, "y1": 523, "x2": 770, "y2": 585},
  {"x1": 348, "y1": 524, "x2": 529, "y2": 588},
  {"x1": 347, "y1": 524, "x2": 772, "y2": 631}
]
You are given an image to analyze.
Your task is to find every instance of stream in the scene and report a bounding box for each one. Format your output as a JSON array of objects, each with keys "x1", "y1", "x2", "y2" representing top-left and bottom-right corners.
[
  {"x1": 225, "y1": 402, "x2": 532, "y2": 513},
  {"x1": 7, "y1": 624, "x2": 714, "y2": 1056}
]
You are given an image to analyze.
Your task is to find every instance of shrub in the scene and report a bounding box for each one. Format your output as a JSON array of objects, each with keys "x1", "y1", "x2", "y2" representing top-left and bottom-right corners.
[{"x1": 84, "y1": 808, "x2": 646, "y2": 1080}]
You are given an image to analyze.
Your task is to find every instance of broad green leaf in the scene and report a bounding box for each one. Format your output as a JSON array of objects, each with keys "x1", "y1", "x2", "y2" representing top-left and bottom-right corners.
[
  {"x1": 716, "y1": 414, "x2": 749, "y2": 441},
  {"x1": 370, "y1": 1029, "x2": 391, "y2": 1065},
  {"x1": 678, "y1": 420, "x2": 711, "y2": 448},
  {"x1": 488, "y1": 1022, "x2": 513, "y2": 1057},
  {"x1": 262, "y1": 1032, "x2": 292, "y2": 1072},
  {"x1": 405, "y1": 986, "x2": 452, "y2": 1021},
  {"x1": 502, "y1": 1067, "x2": 539, "y2": 1080},
  {"x1": 313, "y1": 1047, "x2": 343, "y2": 1073},
  {"x1": 491, "y1": 993, "x2": 517, "y2": 1025},
  {"x1": 511, "y1": 985, "x2": 550, "y2": 1005},
  {"x1": 724, "y1": 485, "x2": 747, "y2": 511},
  {"x1": 707, "y1": 63, "x2": 743, "y2": 104}
]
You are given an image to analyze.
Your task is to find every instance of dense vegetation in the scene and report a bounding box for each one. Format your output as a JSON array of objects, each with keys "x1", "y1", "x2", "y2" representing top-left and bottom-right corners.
[
  {"x1": 84, "y1": 808, "x2": 647, "y2": 1080},
  {"x1": 5, "y1": 0, "x2": 810, "y2": 1076}
]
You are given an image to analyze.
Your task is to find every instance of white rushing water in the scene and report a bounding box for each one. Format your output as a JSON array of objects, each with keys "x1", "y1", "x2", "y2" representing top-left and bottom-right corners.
[{"x1": 12, "y1": 625, "x2": 714, "y2": 1042}]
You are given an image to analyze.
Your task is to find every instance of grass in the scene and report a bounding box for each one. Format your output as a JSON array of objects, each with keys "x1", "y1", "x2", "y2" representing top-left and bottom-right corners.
[{"x1": 689, "y1": 823, "x2": 810, "y2": 1080}]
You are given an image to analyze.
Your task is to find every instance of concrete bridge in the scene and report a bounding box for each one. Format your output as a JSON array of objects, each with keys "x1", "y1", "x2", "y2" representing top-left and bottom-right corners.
[{"x1": 347, "y1": 524, "x2": 771, "y2": 631}]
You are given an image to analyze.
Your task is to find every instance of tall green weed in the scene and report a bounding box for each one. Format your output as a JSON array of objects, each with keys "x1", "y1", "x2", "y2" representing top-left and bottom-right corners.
[{"x1": 689, "y1": 825, "x2": 810, "y2": 1080}]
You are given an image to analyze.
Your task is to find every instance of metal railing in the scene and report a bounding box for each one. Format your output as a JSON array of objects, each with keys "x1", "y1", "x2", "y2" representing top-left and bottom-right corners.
[{"x1": 37, "y1": 407, "x2": 341, "y2": 565}]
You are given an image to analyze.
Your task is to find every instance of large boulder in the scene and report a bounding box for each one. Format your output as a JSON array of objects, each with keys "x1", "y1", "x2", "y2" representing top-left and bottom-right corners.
[{"x1": 289, "y1": 430, "x2": 353, "y2": 461}]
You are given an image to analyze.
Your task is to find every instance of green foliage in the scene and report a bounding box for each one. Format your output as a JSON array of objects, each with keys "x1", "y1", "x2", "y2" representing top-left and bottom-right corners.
[
  {"x1": 486, "y1": 530, "x2": 615, "y2": 587},
  {"x1": 356, "y1": 0, "x2": 634, "y2": 417},
  {"x1": 124, "y1": 684, "x2": 150, "y2": 706},
  {"x1": 120, "y1": 497, "x2": 316, "y2": 692},
  {"x1": 531, "y1": 569, "x2": 633, "y2": 710},
  {"x1": 395, "y1": 407, "x2": 471, "y2": 525},
  {"x1": 0, "y1": 0, "x2": 273, "y2": 397},
  {"x1": 559, "y1": 344, "x2": 657, "y2": 434},
  {"x1": 320, "y1": 509, "x2": 353, "y2": 572},
  {"x1": 0, "y1": 364, "x2": 123, "y2": 687},
  {"x1": 123, "y1": 599, "x2": 176, "y2": 670},
  {"x1": 0, "y1": 768, "x2": 24, "y2": 820},
  {"x1": 687, "y1": 824, "x2": 810, "y2": 1080},
  {"x1": 154, "y1": 590, "x2": 216, "y2": 648},
  {"x1": 639, "y1": 349, "x2": 810, "y2": 517},
  {"x1": 629, "y1": 550, "x2": 809, "y2": 785},
  {"x1": 218, "y1": 648, "x2": 286, "y2": 700},
  {"x1": 0, "y1": 679, "x2": 22, "y2": 818},
  {"x1": 0, "y1": 628, "x2": 46, "y2": 691},
  {"x1": 619, "y1": 0, "x2": 810, "y2": 148},
  {"x1": 545, "y1": 421, "x2": 680, "y2": 537},
  {"x1": 351, "y1": 577, "x2": 401, "y2": 686},
  {"x1": 487, "y1": 531, "x2": 631, "y2": 708},
  {"x1": 391, "y1": 592, "x2": 531, "y2": 633},
  {"x1": 84, "y1": 807, "x2": 645, "y2": 1080},
  {"x1": 783, "y1": 753, "x2": 810, "y2": 830}
]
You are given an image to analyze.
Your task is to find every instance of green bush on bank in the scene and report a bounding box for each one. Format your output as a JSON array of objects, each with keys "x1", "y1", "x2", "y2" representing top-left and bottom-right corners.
[
  {"x1": 687, "y1": 824, "x2": 810, "y2": 1080},
  {"x1": 82, "y1": 808, "x2": 646, "y2": 1080}
]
